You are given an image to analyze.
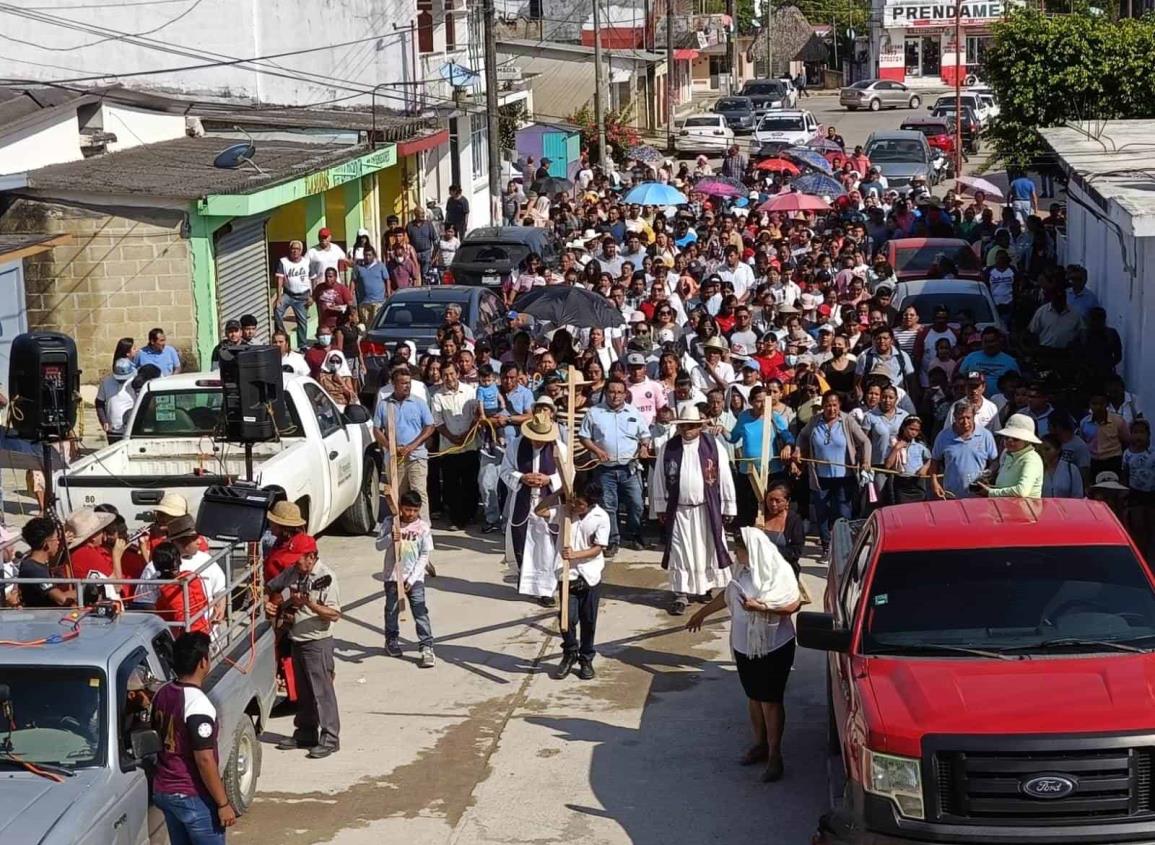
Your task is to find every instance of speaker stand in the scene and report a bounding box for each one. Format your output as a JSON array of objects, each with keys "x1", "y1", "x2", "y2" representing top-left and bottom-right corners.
[{"x1": 244, "y1": 442, "x2": 255, "y2": 483}]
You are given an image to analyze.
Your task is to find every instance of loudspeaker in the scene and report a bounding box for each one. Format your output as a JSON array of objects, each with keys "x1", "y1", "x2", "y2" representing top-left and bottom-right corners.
[
  {"x1": 196, "y1": 483, "x2": 277, "y2": 542},
  {"x1": 218, "y1": 344, "x2": 283, "y2": 441},
  {"x1": 8, "y1": 332, "x2": 80, "y2": 442}
]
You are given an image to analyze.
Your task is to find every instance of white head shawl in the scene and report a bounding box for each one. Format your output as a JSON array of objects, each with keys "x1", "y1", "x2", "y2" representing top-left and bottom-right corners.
[{"x1": 738, "y1": 527, "x2": 801, "y2": 658}]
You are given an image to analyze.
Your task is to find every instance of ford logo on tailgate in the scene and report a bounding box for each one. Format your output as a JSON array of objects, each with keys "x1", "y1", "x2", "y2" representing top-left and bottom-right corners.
[{"x1": 1021, "y1": 774, "x2": 1077, "y2": 799}]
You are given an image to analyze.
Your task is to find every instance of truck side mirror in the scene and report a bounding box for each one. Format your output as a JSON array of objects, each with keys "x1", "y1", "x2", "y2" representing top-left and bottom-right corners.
[
  {"x1": 130, "y1": 728, "x2": 162, "y2": 762},
  {"x1": 797, "y1": 611, "x2": 852, "y2": 653},
  {"x1": 342, "y1": 404, "x2": 371, "y2": 425}
]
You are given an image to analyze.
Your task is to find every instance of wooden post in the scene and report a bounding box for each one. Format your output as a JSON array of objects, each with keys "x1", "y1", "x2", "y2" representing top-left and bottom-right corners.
[
  {"x1": 558, "y1": 366, "x2": 579, "y2": 632},
  {"x1": 751, "y1": 405, "x2": 774, "y2": 528},
  {"x1": 386, "y1": 404, "x2": 407, "y2": 617}
]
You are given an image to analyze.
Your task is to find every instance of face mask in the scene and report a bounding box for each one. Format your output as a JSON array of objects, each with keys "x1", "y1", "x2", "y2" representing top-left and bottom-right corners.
[
  {"x1": 318, "y1": 335, "x2": 332, "y2": 346},
  {"x1": 785, "y1": 354, "x2": 799, "y2": 367}
]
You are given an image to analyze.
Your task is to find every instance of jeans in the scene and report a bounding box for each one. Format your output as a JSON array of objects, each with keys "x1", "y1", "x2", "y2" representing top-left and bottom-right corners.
[
  {"x1": 154, "y1": 792, "x2": 225, "y2": 845},
  {"x1": 594, "y1": 463, "x2": 644, "y2": 546},
  {"x1": 275, "y1": 292, "x2": 310, "y2": 351},
  {"x1": 291, "y1": 637, "x2": 340, "y2": 749},
  {"x1": 1012, "y1": 199, "x2": 1033, "y2": 224},
  {"x1": 385, "y1": 580, "x2": 434, "y2": 648},
  {"x1": 560, "y1": 580, "x2": 600, "y2": 660},
  {"x1": 813, "y1": 476, "x2": 856, "y2": 548},
  {"x1": 478, "y1": 447, "x2": 505, "y2": 526}
]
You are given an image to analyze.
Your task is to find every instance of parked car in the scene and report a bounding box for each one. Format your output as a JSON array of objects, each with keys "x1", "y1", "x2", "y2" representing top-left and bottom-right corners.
[
  {"x1": 893, "y1": 278, "x2": 1003, "y2": 333},
  {"x1": 899, "y1": 116, "x2": 958, "y2": 171},
  {"x1": 840, "y1": 79, "x2": 922, "y2": 111},
  {"x1": 777, "y1": 76, "x2": 799, "y2": 107},
  {"x1": 863, "y1": 130, "x2": 936, "y2": 193},
  {"x1": 753, "y1": 109, "x2": 819, "y2": 148},
  {"x1": 932, "y1": 93, "x2": 992, "y2": 126},
  {"x1": 675, "y1": 113, "x2": 734, "y2": 152},
  {"x1": 446, "y1": 226, "x2": 558, "y2": 290},
  {"x1": 58, "y1": 372, "x2": 381, "y2": 535},
  {"x1": 886, "y1": 237, "x2": 984, "y2": 280},
  {"x1": 712, "y1": 96, "x2": 757, "y2": 133},
  {"x1": 803, "y1": 499, "x2": 1155, "y2": 845},
  {"x1": 967, "y1": 84, "x2": 1000, "y2": 120},
  {"x1": 930, "y1": 103, "x2": 982, "y2": 154},
  {"x1": 360, "y1": 286, "x2": 505, "y2": 395},
  {"x1": 739, "y1": 78, "x2": 793, "y2": 113},
  {"x1": 0, "y1": 547, "x2": 277, "y2": 845}
]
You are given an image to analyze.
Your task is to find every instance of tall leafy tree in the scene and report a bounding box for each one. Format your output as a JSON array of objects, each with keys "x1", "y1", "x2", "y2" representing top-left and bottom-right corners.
[{"x1": 984, "y1": 6, "x2": 1155, "y2": 170}]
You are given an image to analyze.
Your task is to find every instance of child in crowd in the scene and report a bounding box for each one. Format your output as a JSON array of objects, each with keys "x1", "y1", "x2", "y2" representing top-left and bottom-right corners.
[
  {"x1": 377, "y1": 489, "x2": 436, "y2": 668},
  {"x1": 1122, "y1": 419, "x2": 1155, "y2": 554},
  {"x1": 475, "y1": 364, "x2": 506, "y2": 450}
]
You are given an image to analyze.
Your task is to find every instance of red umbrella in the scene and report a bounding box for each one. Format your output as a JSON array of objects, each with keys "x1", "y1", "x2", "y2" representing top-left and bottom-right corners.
[
  {"x1": 757, "y1": 192, "x2": 831, "y2": 213},
  {"x1": 753, "y1": 158, "x2": 800, "y2": 175}
]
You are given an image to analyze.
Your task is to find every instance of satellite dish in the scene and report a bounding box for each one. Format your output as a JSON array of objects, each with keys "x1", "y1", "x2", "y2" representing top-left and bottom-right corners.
[
  {"x1": 213, "y1": 142, "x2": 256, "y2": 169},
  {"x1": 439, "y1": 62, "x2": 478, "y2": 88}
]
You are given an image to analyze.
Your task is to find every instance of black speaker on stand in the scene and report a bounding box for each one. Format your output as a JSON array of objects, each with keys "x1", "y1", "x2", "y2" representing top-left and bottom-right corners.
[{"x1": 217, "y1": 344, "x2": 283, "y2": 480}]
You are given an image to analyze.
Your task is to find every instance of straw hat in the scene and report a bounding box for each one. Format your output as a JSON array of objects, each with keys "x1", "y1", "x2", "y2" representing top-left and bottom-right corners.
[
  {"x1": 268, "y1": 500, "x2": 306, "y2": 528},
  {"x1": 154, "y1": 492, "x2": 189, "y2": 518},
  {"x1": 703, "y1": 336, "x2": 728, "y2": 353},
  {"x1": 1092, "y1": 471, "x2": 1128, "y2": 492},
  {"x1": 65, "y1": 507, "x2": 116, "y2": 550},
  {"x1": 994, "y1": 413, "x2": 1041, "y2": 445},
  {"x1": 672, "y1": 403, "x2": 706, "y2": 426},
  {"x1": 520, "y1": 398, "x2": 559, "y2": 443}
]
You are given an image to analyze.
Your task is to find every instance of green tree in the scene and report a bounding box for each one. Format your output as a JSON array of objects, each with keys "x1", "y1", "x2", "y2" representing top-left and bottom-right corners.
[{"x1": 983, "y1": 6, "x2": 1155, "y2": 171}]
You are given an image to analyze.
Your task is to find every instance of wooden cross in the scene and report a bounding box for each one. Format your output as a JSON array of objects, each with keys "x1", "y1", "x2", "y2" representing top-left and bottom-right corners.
[
  {"x1": 557, "y1": 365, "x2": 581, "y2": 632},
  {"x1": 750, "y1": 403, "x2": 774, "y2": 529},
  {"x1": 386, "y1": 403, "x2": 406, "y2": 617}
]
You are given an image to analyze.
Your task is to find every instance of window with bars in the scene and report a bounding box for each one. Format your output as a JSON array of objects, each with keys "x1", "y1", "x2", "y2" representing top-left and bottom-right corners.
[
  {"x1": 471, "y1": 114, "x2": 487, "y2": 179},
  {"x1": 446, "y1": 0, "x2": 456, "y2": 50}
]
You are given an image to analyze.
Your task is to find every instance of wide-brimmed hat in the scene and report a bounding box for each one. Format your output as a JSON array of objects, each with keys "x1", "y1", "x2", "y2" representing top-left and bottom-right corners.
[
  {"x1": 65, "y1": 507, "x2": 116, "y2": 550},
  {"x1": 520, "y1": 401, "x2": 559, "y2": 443},
  {"x1": 703, "y1": 336, "x2": 728, "y2": 353},
  {"x1": 995, "y1": 413, "x2": 1041, "y2": 445},
  {"x1": 154, "y1": 492, "x2": 189, "y2": 518},
  {"x1": 1092, "y1": 471, "x2": 1128, "y2": 491},
  {"x1": 165, "y1": 514, "x2": 199, "y2": 542},
  {"x1": 673, "y1": 403, "x2": 706, "y2": 425},
  {"x1": 777, "y1": 304, "x2": 800, "y2": 315},
  {"x1": 268, "y1": 500, "x2": 306, "y2": 528}
]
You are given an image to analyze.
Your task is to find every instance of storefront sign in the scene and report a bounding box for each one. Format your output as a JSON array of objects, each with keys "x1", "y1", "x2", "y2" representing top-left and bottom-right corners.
[
  {"x1": 885, "y1": 0, "x2": 1007, "y2": 25},
  {"x1": 880, "y1": 47, "x2": 904, "y2": 67}
]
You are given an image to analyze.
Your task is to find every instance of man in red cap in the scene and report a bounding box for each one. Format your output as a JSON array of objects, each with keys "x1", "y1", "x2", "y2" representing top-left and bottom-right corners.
[
  {"x1": 306, "y1": 227, "x2": 347, "y2": 288},
  {"x1": 266, "y1": 534, "x2": 342, "y2": 759}
]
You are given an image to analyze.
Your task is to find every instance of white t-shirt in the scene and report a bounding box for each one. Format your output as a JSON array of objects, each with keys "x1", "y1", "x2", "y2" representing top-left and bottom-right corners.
[
  {"x1": 306, "y1": 244, "x2": 347, "y2": 283},
  {"x1": 558, "y1": 505, "x2": 611, "y2": 586},
  {"x1": 96, "y1": 374, "x2": 127, "y2": 407},
  {"x1": 718, "y1": 262, "x2": 755, "y2": 300},
  {"x1": 277, "y1": 256, "x2": 312, "y2": 295},
  {"x1": 106, "y1": 383, "x2": 138, "y2": 434},
  {"x1": 181, "y1": 550, "x2": 226, "y2": 600},
  {"x1": 988, "y1": 267, "x2": 1015, "y2": 306},
  {"x1": 972, "y1": 397, "x2": 999, "y2": 430}
]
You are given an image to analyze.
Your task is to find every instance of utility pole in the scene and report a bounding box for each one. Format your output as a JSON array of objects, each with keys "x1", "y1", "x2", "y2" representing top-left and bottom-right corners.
[
  {"x1": 726, "y1": 0, "x2": 738, "y2": 92},
  {"x1": 953, "y1": 0, "x2": 963, "y2": 180},
  {"x1": 666, "y1": 0, "x2": 675, "y2": 151},
  {"x1": 483, "y1": 0, "x2": 502, "y2": 222},
  {"x1": 763, "y1": 0, "x2": 772, "y2": 77},
  {"x1": 592, "y1": 0, "x2": 608, "y2": 169}
]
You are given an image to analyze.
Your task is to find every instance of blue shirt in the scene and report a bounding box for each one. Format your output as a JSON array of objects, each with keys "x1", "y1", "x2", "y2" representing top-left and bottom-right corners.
[
  {"x1": 931, "y1": 426, "x2": 998, "y2": 498},
  {"x1": 863, "y1": 408, "x2": 909, "y2": 467},
  {"x1": 353, "y1": 262, "x2": 389, "y2": 304},
  {"x1": 812, "y1": 418, "x2": 849, "y2": 479},
  {"x1": 959, "y1": 350, "x2": 1020, "y2": 395},
  {"x1": 373, "y1": 395, "x2": 434, "y2": 458},
  {"x1": 898, "y1": 441, "x2": 932, "y2": 477},
  {"x1": 494, "y1": 385, "x2": 534, "y2": 444},
  {"x1": 135, "y1": 345, "x2": 181, "y2": 375},
  {"x1": 579, "y1": 403, "x2": 650, "y2": 465},
  {"x1": 728, "y1": 410, "x2": 793, "y2": 476},
  {"x1": 1010, "y1": 176, "x2": 1036, "y2": 201}
]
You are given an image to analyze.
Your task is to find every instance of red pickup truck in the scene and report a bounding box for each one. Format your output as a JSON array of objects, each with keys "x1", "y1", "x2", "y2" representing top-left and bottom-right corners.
[{"x1": 800, "y1": 498, "x2": 1155, "y2": 845}]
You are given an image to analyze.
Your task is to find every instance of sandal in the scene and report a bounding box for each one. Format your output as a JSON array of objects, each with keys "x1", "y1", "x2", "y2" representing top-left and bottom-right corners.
[
  {"x1": 670, "y1": 597, "x2": 689, "y2": 616},
  {"x1": 740, "y1": 744, "x2": 769, "y2": 766},
  {"x1": 761, "y1": 754, "x2": 785, "y2": 783}
]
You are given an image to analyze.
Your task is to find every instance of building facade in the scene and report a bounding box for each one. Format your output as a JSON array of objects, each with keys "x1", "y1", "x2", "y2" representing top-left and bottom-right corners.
[{"x1": 872, "y1": 0, "x2": 1014, "y2": 85}]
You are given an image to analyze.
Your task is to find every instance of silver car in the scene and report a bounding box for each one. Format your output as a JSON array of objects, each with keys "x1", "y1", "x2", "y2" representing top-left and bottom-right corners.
[{"x1": 840, "y1": 79, "x2": 922, "y2": 112}]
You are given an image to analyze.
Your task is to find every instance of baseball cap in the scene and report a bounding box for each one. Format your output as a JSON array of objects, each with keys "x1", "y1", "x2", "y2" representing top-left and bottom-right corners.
[
  {"x1": 966, "y1": 371, "x2": 984, "y2": 382},
  {"x1": 319, "y1": 227, "x2": 332, "y2": 238},
  {"x1": 113, "y1": 357, "x2": 135, "y2": 381},
  {"x1": 224, "y1": 319, "x2": 241, "y2": 332},
  {"x1": 817, "y1": 324, "x2": 835, "y2": 334},
  {"x1": 284, "y1": 533, "x2": 319, "y2": 562},
  {"x1": 742, "y1": 359, "x2": 761, "y2": 371},
  {"x1": 626, "y1": 352, "x2": 647, "y2": 366}
]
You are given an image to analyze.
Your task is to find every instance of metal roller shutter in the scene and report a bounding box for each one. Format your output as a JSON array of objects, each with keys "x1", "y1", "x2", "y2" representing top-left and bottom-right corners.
[{"x1": 213, "y1": 216, "x2": 271, "y2": 340}]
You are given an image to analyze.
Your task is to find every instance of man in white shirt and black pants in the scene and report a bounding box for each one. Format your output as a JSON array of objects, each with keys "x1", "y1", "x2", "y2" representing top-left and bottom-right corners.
[{"x1": 538, "y1": 480, "x2": 610, "y2": 681}]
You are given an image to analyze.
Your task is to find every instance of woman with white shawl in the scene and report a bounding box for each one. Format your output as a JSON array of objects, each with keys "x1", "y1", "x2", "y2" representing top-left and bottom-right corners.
[{"x1": 687, "y1": 527, "x2": 802, "y2": 783}]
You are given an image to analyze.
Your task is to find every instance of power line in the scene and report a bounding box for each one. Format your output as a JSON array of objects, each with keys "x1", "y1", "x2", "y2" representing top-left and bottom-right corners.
[{"x1": 0, "y1": 0, "x2": 208, "y2": 52}]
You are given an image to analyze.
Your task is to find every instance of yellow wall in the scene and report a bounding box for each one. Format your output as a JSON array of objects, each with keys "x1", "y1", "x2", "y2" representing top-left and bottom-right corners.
[
  {"x1": 324, "y1": 188, "x2": 346, "y2": 241},
  {"x1": 377, "y1": 155, "x2": 421, "y2": 224},
  {"x1": 267, "y1": 199, "x2": 306, "y2": 242}
]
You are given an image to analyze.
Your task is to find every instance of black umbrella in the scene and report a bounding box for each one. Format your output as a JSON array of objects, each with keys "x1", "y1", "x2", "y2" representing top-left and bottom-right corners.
[
  {"x1": 529, "y1": 176, "x2": 574, "y2": 196},
  {"x1": 511, "y1": 285, "x2": 625, "y2": 329}
]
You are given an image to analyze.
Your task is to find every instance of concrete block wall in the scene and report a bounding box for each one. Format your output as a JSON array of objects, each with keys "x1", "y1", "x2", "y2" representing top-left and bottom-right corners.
[{"x1": 0, "y1": 198, "x2": 198, "y2": 383}]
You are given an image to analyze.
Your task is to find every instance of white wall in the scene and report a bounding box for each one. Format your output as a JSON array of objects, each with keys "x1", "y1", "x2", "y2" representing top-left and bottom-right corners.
[
  {"x1": 101, "y1": 104, "x2": 187, "y2": 152},
  {"x1": 0, "y1": 111, "x2": 82, "y2": 175}
]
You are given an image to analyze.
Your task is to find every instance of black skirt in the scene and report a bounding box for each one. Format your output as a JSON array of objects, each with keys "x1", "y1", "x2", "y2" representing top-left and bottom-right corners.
[{"x1": 734, "y1": 639, "x2": 796, "y2": 703}]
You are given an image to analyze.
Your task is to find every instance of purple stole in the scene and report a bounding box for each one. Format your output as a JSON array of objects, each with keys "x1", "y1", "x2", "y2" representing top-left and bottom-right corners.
[
  {"x1": 510, "y1": 435, "x2": 557, "y2": 569},
  {"x1": 659, "y1": 435, "x2": 732, "y2": 570}
]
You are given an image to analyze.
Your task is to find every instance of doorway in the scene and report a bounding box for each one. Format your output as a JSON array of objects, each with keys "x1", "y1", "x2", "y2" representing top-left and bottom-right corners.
[{"x1": 903, "y1": 34, "x2": 941, "y2": 77}]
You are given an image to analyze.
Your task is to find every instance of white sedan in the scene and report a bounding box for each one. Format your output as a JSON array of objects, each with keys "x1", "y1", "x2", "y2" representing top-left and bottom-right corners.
[
  {"x1": 674, "y1": 114, "x2": 734, "y2": 153},
  {"x1": 892, "y1": 278, "x2": 1005, "y2": 334}
]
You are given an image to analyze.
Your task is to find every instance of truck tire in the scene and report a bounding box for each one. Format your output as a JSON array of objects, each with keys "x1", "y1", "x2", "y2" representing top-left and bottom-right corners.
[
  {"x1": 338, "y1": 457, "x2": 378, "y2": 535},
  {"x1": 224, "y1": 718, "x2": 260, "y2": 815}
]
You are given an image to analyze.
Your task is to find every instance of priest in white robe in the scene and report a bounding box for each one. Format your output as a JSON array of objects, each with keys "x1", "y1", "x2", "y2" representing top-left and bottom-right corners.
[
  {"x1": 501, "y1": 396, "x2": 568, "y2": 606},
  {"x1": 651, "y1": 402, "x2": 737, "y2": 616}
]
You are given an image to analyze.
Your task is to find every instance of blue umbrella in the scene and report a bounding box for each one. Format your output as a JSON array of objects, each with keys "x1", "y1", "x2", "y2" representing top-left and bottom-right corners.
[
  {"x1": 791, "y1": 172, "x2": 846, "y2": 198},
  {"x1": 782, "y1": 147, "x2": 834, "y2": 174},
  {"x1": 623, "y1": 181, "x2": 688, "y2": 206},
  {"x1": 806, "y1": 136, "x2": 844, "y2": 153}
]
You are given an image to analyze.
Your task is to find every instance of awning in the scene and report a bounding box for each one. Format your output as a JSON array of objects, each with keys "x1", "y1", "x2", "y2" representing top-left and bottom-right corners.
[
  {"x1": 397, "y1": 128, "x2": 450, "y2": 157},
  {"x1": 0, "y1": 234, "x2": 71, "y2": 262},
  {"x1": 673, "y1": 48, "x2": 699, "y2": 60}
]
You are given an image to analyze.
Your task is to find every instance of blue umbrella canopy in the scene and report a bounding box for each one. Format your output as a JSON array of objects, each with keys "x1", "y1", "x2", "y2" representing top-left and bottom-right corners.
[
  {"x1": 791, "y1": 172, "x2": 846, "y2": 197},
  {"x1": 623, "y1": 182, "x2": 688, "y2": 206},
  {"x1": 806, "y1": 136, "x2": 844, "y2": 153},
  {"x1": 626, "y1": 144, "x2": 664, "y2": 164},
  {"x1": 782, "y1": 147, "x2": 834, "y2": 175}
]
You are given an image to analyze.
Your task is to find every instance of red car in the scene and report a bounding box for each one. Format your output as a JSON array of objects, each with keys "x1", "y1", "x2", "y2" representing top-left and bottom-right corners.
[
  {"x1": 885, "y1": 237, "x2": 983, "y2": 280},
  {"x1": 900, "y1": 117, "x2": 957, "y2": 161},
  {"x1": 802, "y1": 499, "x2": 1155, "y2": 845}
]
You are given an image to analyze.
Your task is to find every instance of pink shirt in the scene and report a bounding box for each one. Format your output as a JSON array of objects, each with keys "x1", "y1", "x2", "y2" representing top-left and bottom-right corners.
[{"x1": 627, "y1": 378, "x2": 667, "y2": 426}]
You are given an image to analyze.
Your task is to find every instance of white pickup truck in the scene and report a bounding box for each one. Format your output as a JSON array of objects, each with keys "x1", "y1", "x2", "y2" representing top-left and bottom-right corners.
[{"x1": 57, "y1": 372, "x2": 380, "y2": 535}]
